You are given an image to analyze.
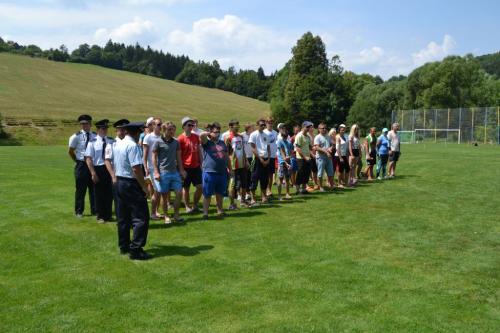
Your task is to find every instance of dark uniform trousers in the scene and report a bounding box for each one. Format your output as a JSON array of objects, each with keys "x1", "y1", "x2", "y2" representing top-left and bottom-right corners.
[
  {"x1": 250, "y1": 157, "x2": 269, "y2": 192},
  {"x1": 74, "y1": 161, "x2": 96, "y2": 215},
  {"x1": 116, "y1": 177, "x2": 150, "y2": 253},
  {"x1": 94, "y1": 165, "x2": 113, "y2": 221}
]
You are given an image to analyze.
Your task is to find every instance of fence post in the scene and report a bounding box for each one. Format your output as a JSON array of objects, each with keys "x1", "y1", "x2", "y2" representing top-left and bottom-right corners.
[
  {"x1": 471, "y1": 107, "x2": 475, "y2": 143},
  {"x1": 434, "y1": 109, "x2": 437, "y2": 143},
  {"x1": 459, "y1": 107, "x2": 462, "y2": 144},
  {"x1": 447, "y1": 108, "x2": 450, "y2": 143},
  {"x1": 484, "y1": 108, "x2": 488, "y2": 144}
]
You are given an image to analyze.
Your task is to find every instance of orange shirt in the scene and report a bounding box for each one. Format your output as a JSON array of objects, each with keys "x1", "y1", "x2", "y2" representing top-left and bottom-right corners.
[{"x1": 177, "y1": 132, "x2": 201, "y2": 168}]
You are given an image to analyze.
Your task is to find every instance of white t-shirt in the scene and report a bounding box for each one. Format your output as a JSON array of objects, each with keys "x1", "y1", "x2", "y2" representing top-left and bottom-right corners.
[
  {"x1": 314, "y1": 134, "x2": 331, "y2": 158},
  {"x1": 349, "y1": 135, "x2": 361, "y2": 149},
  {"x1": 220, "y1": 130, "x2": 230, "y2": 143},
  {"x1": 248, "y1": 130, "x2": 270, "y2": 158},
  {"x1": 336, "y1": 134, "x2": 348, "y2": 157},
  {"x1": 241, "y1": 132, "x2": 253, "y2": 158},
  {"x1": 263, "y1": 129, "x2": 278, "y2": 158},
  {"x1": 143, "y1": 132, "x2": 161, "y2": 169},
  {"x1": 387, "y1": 130, "x2": 400, "y2": 152}
]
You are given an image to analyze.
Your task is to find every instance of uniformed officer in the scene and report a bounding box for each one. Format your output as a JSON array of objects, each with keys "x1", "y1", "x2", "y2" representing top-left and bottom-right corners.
[
  {"x1": 104, "y1": 119, "x2": 130, "y2": 184},
  {"x1": 113, "y1": 121, "x2": 151, "y2": 260},
  {"x1": 68, "y1": 114, "x2": 96, "y2": 218},
  {"x1": 85, "y1": 119, "x2": 115, "y2": 223}
]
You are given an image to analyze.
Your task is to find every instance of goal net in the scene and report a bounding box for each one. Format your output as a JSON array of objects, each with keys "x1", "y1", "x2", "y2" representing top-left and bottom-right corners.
[
  {"x1": 414, "y1": 129, "x2": 461, "y2": 144},
  {"x1": 399, "y1": 131, "x2": 416, "y2": 144}
]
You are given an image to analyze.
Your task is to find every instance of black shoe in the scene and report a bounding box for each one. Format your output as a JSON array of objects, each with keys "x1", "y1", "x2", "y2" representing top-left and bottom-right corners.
[
  {"x1": 129, "y1": 250, "x2": 152, "y2": 260},
  {"x1": 120, "y1": 248, "x2": 129, "y2": 255}
]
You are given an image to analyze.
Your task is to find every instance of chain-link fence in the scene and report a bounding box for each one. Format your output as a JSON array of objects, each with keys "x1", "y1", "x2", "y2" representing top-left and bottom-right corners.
[{"x1": 391, "y1": 107, "x2": 500, "y2": 144}]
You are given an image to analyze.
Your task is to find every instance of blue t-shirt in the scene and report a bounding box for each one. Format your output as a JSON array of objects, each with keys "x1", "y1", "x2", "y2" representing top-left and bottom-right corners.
[
  {"x1": 276, "y1": 138, "x2": 293, "y2": 165},
  {"x1": 202, "y1": 140, "x2": 228, "y2": 174},
  {"x1": 377, "y1": 134, "x2": 390, "y2": 155}
]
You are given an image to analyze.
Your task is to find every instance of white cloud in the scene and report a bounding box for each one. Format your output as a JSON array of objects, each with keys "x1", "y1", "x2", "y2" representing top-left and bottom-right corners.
[
  {"x1": 412, "y1": 34, "x2": 456, "y2": 66},
  {"x1": 164, "y1": 14, "x2": 295, "y2": 72},
  {"x1": 352, "y1": 46, "x2": 385, "y2": 65},
  {"x1": 94, "y1": 17, "x2": 155, "y2": 44}
]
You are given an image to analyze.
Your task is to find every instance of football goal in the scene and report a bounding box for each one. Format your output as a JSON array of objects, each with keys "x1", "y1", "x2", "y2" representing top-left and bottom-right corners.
[{"x1": 414, "y1": 128, "x2": 461, "y2": 144}]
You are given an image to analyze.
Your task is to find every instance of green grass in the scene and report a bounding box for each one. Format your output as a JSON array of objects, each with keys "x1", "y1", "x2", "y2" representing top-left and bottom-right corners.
[
  {"x1": 0, "y1": 53, "x2": 269, "y2": 145},
  {"x1": 1, "y1": 144, "x2": 499, "y2": 332}
]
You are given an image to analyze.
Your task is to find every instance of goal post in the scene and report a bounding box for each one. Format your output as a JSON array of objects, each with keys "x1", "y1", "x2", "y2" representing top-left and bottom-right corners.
[
  {"x1": 399, "y1": 130, "x2": 415, "y2": 144},
  {"x1": 414, "y1": 128, "x2": 461, "y2": 144}
]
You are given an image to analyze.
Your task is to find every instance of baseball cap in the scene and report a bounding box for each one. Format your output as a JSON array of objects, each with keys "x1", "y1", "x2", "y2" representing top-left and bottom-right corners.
[
  {"x1": 145, "y1": 117, "x2": 154, "y2": 126},
  {"x1": 182, "y1": 116, "x2": 194, "y2": 127},
  {"x1": 302, "y1": 121, "x2": 313, "y2": 128},
  {"x1": 339, "y1": 124, "x2": 346, "y2": 128},
  {"x1": 277, "y1": 123, "x2": 286, "y2": 130},
  {"x1": 382, "y1": 127, "x2": 389, "y2": 133}
]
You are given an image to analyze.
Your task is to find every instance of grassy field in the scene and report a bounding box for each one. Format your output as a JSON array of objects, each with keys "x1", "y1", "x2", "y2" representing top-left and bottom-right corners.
[
  {"x1": 0, "y1": 53, "x2": 269, "y2": 145},
  {"x1": 1, "y1": 144, "x2": 499, "y2": 332}
]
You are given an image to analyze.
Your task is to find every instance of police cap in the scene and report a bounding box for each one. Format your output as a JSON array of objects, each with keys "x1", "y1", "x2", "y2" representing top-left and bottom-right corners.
[{"x1": 78, "y1": 114, "x2": 92, "y2": 123}]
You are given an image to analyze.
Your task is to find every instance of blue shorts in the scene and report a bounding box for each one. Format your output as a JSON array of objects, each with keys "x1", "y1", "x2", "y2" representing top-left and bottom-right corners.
[
  {"x1": 316, "y1": 156, "x2": 334, "y2": 177},
  {"x1": 278, "y1": 162, "x2": 291, "y2": 179},
  {"x1": 159, "y1": 171, "x2": 182, "y2": 193},
  {"x1": 202, "y1": 171, "x2": 228, "y2": 197},
  {"x1": 290, "y1": 157, "x2": 298, "y2": 171}
]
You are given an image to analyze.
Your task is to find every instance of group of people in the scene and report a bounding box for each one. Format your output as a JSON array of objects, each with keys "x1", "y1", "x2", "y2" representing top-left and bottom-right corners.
[{"x1": 68, "y1": 114, "x2": 401, "y2": 260}]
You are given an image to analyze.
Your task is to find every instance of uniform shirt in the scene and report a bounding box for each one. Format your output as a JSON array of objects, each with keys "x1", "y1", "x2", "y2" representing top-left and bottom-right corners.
[
  {"x1": 85, "y1": 135, "x2": 115, "y2": 166},
  {"x1": 335, "y1": 134, "x2": 348, "y2": 157},
  {"x1": 143, "y1": 133, "x2": 162, "y2": 170},
  {"x1": 104, "y1": 137, "x2": 121, "y2": 162},
  {"x1": 294, "y1": 132, "x2": 311, "y2": 159},
  {"x1": 68, "y1": 130, "x2": 96, "y2": 161},
  {"x1": 152, "y1": 137, "x2": 179, "y2": 173},
  {"x1": 114, "y1": 135, "x2": 143, "y2": 178},
  {"x1": 248, "y1": 130, "x2": 270, "y2": 158},
  {"x1": 263, "y1": 129, "x2": 278, "y2": 158},
  {"x1": 276, "y1": 137, "x2": 293, "y2": 165},
  {"x1": 177, "y1": 132, "x2": 201, "y2": 169},
  {"x1": 314, "y1": 134, "x2": 331, "y2": 159},
  {"x1": 241, "y1": 132, "x2": 253, "y2": 158},
  {"x1": 226, "y1": 132, "x2": 245, "y2": 170},
  {"x1": 377, "y1": 135, "x2": 390, "y2": 155},
  {"x1": 202, "y1": 139, "x2": 228, "y2": 174},
  {"x1": 387, "y1": 130, "x2": 400, "y2": 152}
]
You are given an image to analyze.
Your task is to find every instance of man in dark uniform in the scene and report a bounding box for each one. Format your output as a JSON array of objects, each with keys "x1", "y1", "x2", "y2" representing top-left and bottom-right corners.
[
  {"x1": 113, "y1": 121, "x2": 151, "y2": 260},
  {"x1": 68, "y1": 114, "x2": 96, "y2": 218},
  {"x1": 85, "y1": 119, "x2": 115, "y2": 223}
]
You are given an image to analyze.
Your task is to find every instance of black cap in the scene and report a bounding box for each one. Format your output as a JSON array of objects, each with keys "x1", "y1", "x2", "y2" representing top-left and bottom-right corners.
[
  {"x1": 78, "y1": 114, "x2": 92, "y2": 123},
  {"x1": 95, "y1": 119, "x2": 110, "y2": 128},
  {"x1": 113, "y1": 119, "x2": 130, "y2": 128},
  {"x1": 123, "y1": 122, "x2": 145, "y2": 130}
]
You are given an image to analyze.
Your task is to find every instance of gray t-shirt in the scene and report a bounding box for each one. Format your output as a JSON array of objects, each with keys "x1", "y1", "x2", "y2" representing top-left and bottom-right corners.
[
  {"x1": 314, "y1": 134, "x2": 331, "y2": 158},
  {"x1": 152, "y1": 137, "x2": 179, "y2": 173}
]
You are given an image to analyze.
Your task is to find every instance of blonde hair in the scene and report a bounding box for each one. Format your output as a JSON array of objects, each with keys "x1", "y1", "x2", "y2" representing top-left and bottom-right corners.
[{"x1": 349, "y1": 124, "x2": 359, "y2": 137}]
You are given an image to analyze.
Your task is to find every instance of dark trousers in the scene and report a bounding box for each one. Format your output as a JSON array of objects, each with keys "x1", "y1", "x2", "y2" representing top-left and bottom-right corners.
[
  {"x1": 94, "y1": 165, "x2": 113, "y2": 221},
  {"x1": 116, "y1": 177, "x2": 149, "y2": 253},
  {"x1": 74, "y1": 161, "x2": 95, "y2": 215},
  {"x1": 296, "y1": 159, "x2": 311, "y2": 186},
  {"x1": 250, "y1": 158, "x2": 269, "y2": 192}
]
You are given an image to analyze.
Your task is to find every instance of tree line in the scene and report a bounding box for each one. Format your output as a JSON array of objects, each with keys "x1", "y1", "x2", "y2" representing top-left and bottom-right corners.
[{"x1": 1, "y1": 35, "x2": 499, "y2": 132}]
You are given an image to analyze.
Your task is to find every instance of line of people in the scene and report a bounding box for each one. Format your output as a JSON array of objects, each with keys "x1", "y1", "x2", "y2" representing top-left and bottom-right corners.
[{"x1": 68, "y1": 114, "x2": 401, "y2": 260}]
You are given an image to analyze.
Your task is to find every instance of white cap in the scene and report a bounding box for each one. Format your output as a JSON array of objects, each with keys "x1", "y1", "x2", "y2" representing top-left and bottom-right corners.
[
  {"x1": 339, "y1": 124, "x2": 346, "y2": 128},
  {"x1": 146, "y1": 117, "x2": 154, "y2": 126}
]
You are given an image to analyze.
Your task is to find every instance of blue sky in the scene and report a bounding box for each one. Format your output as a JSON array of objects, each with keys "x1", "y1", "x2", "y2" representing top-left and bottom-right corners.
[{"x1": 1, "y1": 0, "x2": 498, "y2": 78}]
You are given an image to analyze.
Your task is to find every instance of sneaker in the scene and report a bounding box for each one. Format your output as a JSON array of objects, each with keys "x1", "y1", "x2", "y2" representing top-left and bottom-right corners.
[
  {"x1": 75, "y1": 213, "x2": 83, "y2": 219},
  {"x1": 228, "y1": 204, "x2": 238, "y2": 211},
  {"x1": 245, "y1": 194, "x2": 251, "y2": 201},
  {"x1": 319, "y1": 187, "x2": 326, "y2": 192},
  {"x1": 278, "y1": 196, "x2": 283, "y2": 201},
  {"x1": 377, "y1": 176, "x2": 382, "y2": 180},
  {"x1": 164, "y1": 216, "x2": 172, "y2": 224},
  {"x1": 285, "y1": 194, "x2": 292, "y2": 200},
  {"x1": 151, "y1": 214, "x2": 161, "y2": 220},
  {"x1": 237, "y1": 195, "x2": 242, "y2": 201},
  {"x1": 97, "y1": 218, "x2": 106, "y2": 224}
]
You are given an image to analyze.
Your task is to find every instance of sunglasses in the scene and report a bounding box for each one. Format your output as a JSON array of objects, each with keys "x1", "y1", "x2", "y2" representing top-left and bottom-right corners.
[
  {"x1": 155, "y1": 123, "x2": 162, "y2": 126},
  {"x1": 318, "y1": 127, "x2": 326, "y2": 130},
  {"x1": 259, "y1": 123, "x2": 266, "y2": 127},
  {"x1": 186, "y1": 123, "x2": 194, "y2": 127}
]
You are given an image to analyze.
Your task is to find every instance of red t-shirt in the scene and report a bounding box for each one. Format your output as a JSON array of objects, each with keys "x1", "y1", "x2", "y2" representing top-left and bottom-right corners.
[{"x1": 177, "y1": 132, "x2": 201, "y2": 168}]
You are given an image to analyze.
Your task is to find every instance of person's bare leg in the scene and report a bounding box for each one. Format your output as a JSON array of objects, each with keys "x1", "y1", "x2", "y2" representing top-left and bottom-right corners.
[
  {"x1": 215, "y1": 193, "x2": 224, "y2": 214},
  {"x1": 182, "y1": 187, "x2": 191, "y2": 210},
  {"x1": 203, "y1": 196, "x2": 211, "y2": 216},
  {"x1": 173, "y1": 191, "x2": 182, "y2": 219},
  {"x1": 193, "y1": 184, "x2": 202, "y2": 210},
  {"x1": 151, "y1": 191, "x2": 160, "y2": 216}
]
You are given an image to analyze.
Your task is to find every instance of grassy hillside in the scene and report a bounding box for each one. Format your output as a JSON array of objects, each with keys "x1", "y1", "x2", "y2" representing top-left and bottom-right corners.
[{"x1": 0, "y1": 53, "x2": 269, "y2": 144}]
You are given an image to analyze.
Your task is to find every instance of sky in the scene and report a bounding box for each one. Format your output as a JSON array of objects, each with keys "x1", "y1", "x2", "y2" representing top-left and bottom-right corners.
[{"x1": 0, "y1": 0, "x2": 499, "y2": 78}]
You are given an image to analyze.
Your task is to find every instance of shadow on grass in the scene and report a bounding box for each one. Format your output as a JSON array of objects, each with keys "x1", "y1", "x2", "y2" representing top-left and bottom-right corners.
[
  {"x1": 148, "y1": 244, "x2": 214, "y2": 258},
  {"x1": 0, "y1": 133, "x2": 23, "y2": 146}
]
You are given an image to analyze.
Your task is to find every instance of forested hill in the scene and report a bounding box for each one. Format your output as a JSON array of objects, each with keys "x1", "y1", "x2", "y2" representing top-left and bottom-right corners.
[{"x1": 476, "y1": 52, "x2": 500, "y2": 78}]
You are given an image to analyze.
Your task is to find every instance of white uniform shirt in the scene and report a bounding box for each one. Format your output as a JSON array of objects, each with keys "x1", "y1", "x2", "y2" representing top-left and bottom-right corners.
[
  {"x1": 85, "y1": 135, "x2": 115, "y2": 166},
  {"x1": 263, "y1": 129, "x2": 278, "y2": 158},
  {"x1": 248, "y1": 130, "x2": 270, "y2": 158},
  {"x1": 69, "y1": 130, "x2": 96, "y2": 161},
  {"x1": 104, "y1": 136, "x2": 121, "y2": 162},
  {"x1": 114, "y1": 135, "x2": 143, "y2": 179},
  {"x1": 143, "y1": 132, "x2": 161, "y2": 170}
]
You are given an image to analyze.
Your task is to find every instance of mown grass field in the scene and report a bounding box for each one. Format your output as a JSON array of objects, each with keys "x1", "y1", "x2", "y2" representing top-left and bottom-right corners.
[
  {"x1": 0, "y1": 53, "x2": 269, "y2": 145},
  {"x1": 1, "y1": 144, "x2": 499, "y2": 332}
]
